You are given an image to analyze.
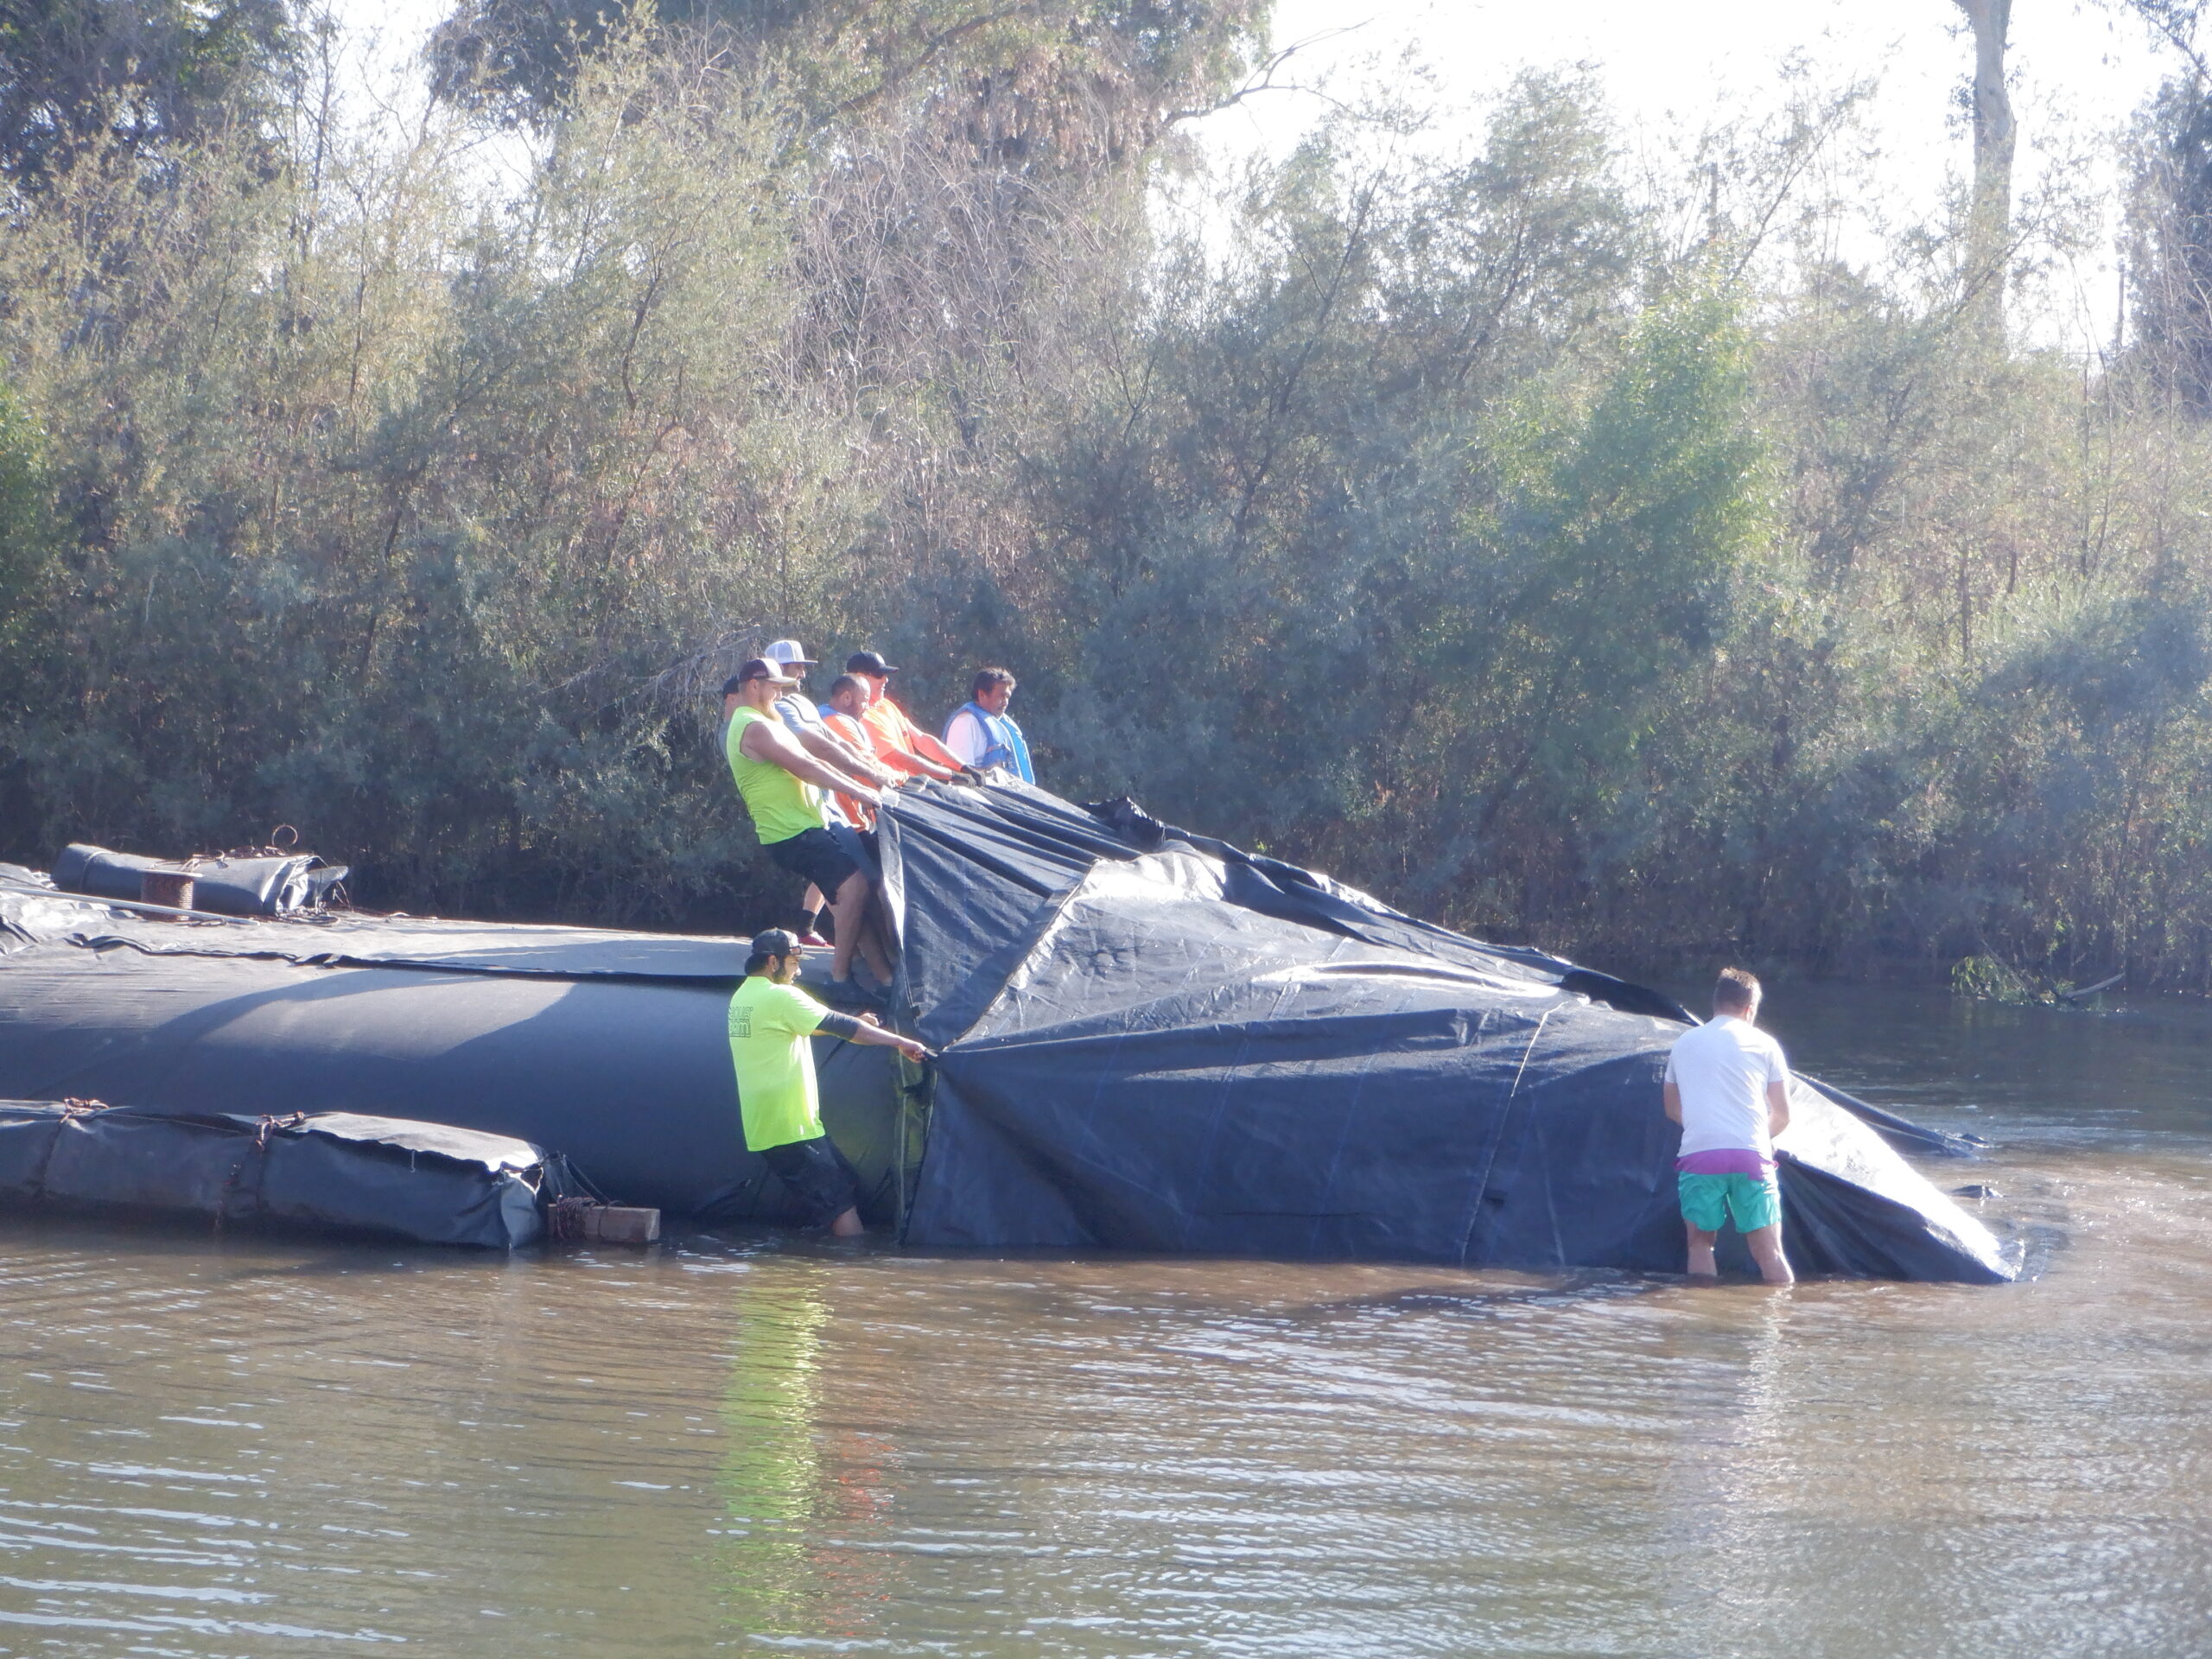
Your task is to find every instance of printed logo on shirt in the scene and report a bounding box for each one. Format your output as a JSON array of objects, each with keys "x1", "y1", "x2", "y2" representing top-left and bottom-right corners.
[{"x1": 731, "y1": 1009, "x2": 753, "y2": 1039}]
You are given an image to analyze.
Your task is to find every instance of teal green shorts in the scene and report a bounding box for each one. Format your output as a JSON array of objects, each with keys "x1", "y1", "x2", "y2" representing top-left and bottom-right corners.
[{"x1": 1678, "y1": 1172, "x2": 1782, "y2": 1234}]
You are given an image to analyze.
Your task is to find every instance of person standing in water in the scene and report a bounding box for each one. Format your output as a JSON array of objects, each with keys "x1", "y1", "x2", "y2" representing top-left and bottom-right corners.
[
  {"x1": 1662, "y1": 967, "x2": 1795, "y2": 1285},
  {"x1": 729, "y1": 928, "x2": 931, "y2": 1236}
]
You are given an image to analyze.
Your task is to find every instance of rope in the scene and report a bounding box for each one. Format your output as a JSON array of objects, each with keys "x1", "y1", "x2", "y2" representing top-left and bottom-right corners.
[
  {"x1": 254, "y1": 1111, "x2": 306, "y2": 1150},
  {"x1": 213, "y1": 1114, "x2": 306, "y2": 1235},
  {"x1": 29, "y1": 1098, "x2": 108, "y2": 1200},
  {"x1": 209, "y1": 825, "x2": 303, "y2": 859}
]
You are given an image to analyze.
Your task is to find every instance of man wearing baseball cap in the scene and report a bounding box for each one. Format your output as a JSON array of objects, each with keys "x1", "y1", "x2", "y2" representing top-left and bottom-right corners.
[
  {"x1": 843, "y1": 650, "x2": 971, "y2": 783},
  {"x1": 730, "y1": 927, "x2": 931, "y2": 1236},
  {"x1": 760, "y1": 640, "x2": 898, "y2": 802},
  {"x1": 757, "y1": 639, "x2": 897, "y2": 948},
  {"x1": 722, "y1": 658, "x2": 893, "y2": 990}
]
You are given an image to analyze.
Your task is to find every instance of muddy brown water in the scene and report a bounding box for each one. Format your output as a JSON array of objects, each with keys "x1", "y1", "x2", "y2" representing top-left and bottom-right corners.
[{"x1": 2, "y1": 981, "x2": 2209, "y2": 1656}]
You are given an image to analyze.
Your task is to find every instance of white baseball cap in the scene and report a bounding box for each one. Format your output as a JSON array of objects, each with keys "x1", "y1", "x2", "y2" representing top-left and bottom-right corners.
[{"x1": 763, "y1": 639, "x2": 817, "y2": 669}]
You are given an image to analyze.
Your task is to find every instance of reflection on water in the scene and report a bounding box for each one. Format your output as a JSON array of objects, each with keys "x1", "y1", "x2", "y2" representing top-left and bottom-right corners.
[
  {"x1": 718, "y1": 1274, "x2": 900, "y2": 1642},
  {"x1": 0, "y1": 983, "x2": 2209, "y2": 1655}
]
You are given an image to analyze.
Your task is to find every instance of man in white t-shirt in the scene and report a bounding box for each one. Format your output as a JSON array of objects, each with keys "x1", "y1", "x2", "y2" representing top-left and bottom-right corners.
[
  {"x1": 943, "y1": 666, "x2": 1033, "y2": 781},
  {"x1": 1662, "y1": 967, "x2": 1795, "y2": 1285}
]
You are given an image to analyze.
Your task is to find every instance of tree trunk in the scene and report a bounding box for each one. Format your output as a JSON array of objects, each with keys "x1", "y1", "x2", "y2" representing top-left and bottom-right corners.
[{"x1": 1953, "y1": 0, "x2": 2015, "y2": 342}]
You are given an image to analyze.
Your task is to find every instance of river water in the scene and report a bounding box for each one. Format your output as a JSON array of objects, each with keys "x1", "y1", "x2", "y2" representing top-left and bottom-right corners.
[{"x1": 1, "y1": 980, "x2": 2208, "y2": 1656}]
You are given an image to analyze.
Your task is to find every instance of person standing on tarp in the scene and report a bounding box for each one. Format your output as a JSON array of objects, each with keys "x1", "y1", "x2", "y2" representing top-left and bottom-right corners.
[
  {"x1": 943, "y1": 666, "x2": 1034, "y2": 783},
  {"x1": 761, "y1": 639, "x2": 899, "y2": 946},
  {"x1": 843, "y1": 651, "x2": 969, "y2": 783},
  {"x1": 1662, "y1": 967, "x2": 1795, "y2": 1286},
  {"x1": 729, "y1": 928, "x2": 931, "y2": 1236},
  {"x1": 723, "y1": 659, "x2": 893, "y2": 993}
]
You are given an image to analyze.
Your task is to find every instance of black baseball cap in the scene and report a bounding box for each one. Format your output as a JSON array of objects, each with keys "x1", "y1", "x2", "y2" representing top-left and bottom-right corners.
[
  {"x1": 750, "y1": 927, "x2": 799, "y2": 959},
  {"x1": 845, "y1": 650, "x2": 899, "y2": 676},
  {"x1": 726, "y1": 658, "x2": 798, "y2": 695}
]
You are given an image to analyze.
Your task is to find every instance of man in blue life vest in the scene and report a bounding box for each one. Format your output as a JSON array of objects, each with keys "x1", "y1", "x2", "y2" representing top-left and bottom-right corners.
[{"x1": 942, "y1": 666, "x2": 1034, "y2": 783}]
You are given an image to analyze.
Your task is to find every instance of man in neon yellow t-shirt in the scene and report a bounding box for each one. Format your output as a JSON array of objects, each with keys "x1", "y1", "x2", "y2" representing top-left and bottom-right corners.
[{"x1": 730, "y1": 928, "x2": 931, "y2": 1236}]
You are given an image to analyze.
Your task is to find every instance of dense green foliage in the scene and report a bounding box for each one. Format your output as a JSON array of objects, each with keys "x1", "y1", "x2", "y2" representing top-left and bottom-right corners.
[{"x1": 7, "y1": 1, "x2": 2212, "y2": 988}]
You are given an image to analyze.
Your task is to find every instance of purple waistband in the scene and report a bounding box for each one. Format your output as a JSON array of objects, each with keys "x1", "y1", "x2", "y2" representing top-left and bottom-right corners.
[{"x1": 1675, "y1": 1148, "x2": 1775, "y2": 1177}]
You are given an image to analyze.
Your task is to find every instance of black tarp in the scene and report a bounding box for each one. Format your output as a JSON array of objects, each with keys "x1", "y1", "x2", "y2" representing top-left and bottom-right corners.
[
  {"x1": 0, "y1": 1101, "x2": 562, "y2": 1247},
  {"x1": 874, "y1": 781, "x2": 2013, "y2": 1282},
  {"x1": 0, "y1": 870, "x2": 907, "y2": 1223}
]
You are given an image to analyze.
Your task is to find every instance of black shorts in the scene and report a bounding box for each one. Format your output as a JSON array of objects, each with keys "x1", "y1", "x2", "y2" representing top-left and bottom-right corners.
[
  {"x1": 759, "y1": 1135, "x2": 861, "y2": 1227},
  {"x1": 766, "y1": 827, "x2": 861, "y2": 896},
  {"x1": 826, "y1": 822, "x2": 881, "y2": 885}
]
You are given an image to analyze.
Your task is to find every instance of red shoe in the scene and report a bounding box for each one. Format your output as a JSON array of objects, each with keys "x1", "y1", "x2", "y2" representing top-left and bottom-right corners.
[{"x1": 798, "y1": 931, "x2": 832, "y2": 948}]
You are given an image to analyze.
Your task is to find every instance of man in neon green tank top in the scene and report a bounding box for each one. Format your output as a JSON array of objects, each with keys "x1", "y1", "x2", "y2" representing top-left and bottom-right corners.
[{"x1": 722, "y1": 658, "x2": 893, "y2": 988}]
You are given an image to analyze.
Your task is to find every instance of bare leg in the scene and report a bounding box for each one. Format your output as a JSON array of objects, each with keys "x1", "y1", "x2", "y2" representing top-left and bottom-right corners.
[
  {"x1": 1684, "y1": 1224, "x2": 1719, "y2": 1279},
  {"x1": 830, "y1": 1205, "x2": 863, "y2": 1238},
  {"x1": 1745, "y1": 1223, "x2": 1796, "y2": 1286},
  {"x1": 828, "y1": 871, "x2": 891, "y2": 983},
  {"x1": 853, "y1": 900, "x2": 896, "y2": 985},
  {"x1": 864, "y1": 890, "x2": 899, "y2": 968},
  {"x1": 855, "y1": 904, "x2": 893, "y2": 983}
]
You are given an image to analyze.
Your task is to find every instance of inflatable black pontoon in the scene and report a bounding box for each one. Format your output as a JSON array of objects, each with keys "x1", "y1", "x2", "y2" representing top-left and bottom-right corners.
[
  {"x1": 0, "y1": 781, "x2": 2012, "y2": 1280},
  {"x1": 0, "y1": 1101, "x2": 567, "y2": 1247}
]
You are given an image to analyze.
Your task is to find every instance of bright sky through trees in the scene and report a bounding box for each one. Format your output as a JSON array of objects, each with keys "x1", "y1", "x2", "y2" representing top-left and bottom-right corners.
[
  {"x1": 334, "y1": 0, "x2": 2179, "y2": 347},
  {"x1": 1185, "y1": 0, "x2": 2174, "y2": 351}
]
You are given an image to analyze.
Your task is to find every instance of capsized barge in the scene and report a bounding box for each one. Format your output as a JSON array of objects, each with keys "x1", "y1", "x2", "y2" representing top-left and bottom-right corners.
[{"x1": 0, "y1": 783, "x2": 2013, "y2": 1280}]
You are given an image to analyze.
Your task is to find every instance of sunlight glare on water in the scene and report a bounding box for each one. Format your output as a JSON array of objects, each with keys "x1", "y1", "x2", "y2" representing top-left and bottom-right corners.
[{"x1": 1, "y1": 982, "x2": 2210, "y2": 1656}]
